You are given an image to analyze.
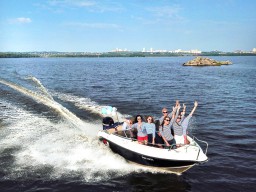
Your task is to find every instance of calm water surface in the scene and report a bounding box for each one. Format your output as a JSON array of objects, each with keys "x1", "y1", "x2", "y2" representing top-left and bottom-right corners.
[{"x1": 0, "y1": 56, "x2": 255, "y2": 192}]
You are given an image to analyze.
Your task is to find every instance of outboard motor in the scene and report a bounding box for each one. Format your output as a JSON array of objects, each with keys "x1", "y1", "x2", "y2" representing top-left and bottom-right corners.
[{"x1": 102, "y1": 116, "x2": 119, "y2": 130}]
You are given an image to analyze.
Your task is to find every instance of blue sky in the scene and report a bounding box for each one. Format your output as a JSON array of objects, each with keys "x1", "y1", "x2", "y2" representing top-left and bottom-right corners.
[{"x1": 0, "y1": 0, "x2": 255, "y2": 52}]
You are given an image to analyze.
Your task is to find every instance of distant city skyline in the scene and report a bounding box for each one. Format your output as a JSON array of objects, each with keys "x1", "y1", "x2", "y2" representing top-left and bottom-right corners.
[
  {"x1": 0, "y1": 0, "x2": 256, "y2": 52},
  {"x1": 111, "y1": 47, "x2": 256, "y2": 53}
]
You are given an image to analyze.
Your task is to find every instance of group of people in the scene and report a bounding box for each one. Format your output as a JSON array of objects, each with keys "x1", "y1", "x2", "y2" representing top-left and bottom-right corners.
[{"x1": 121, "y1": 100, "x2": 198, "y2": 148}]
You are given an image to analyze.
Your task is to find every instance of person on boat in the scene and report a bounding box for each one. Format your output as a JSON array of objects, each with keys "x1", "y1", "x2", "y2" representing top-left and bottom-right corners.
[
  {"x1": 142, "y1": 115, "x2": 156, "y2": 146},
  {"x1": 159, "y1": 106, "x2": 180, "y2": 149},
  {"x1": 102, "y1": 116, "x2": 119, "y2": 130},
  {"x1": 159, "y1": 108, "x2": 171, "y2": 125},
  {"x1": 159, "y1": 100, "x2": 179, "y2": 125},
  {"x1": 132, "y1": 115, "x2": 147, "y2": 144},
  {"x1": 155, "y1": 100, "x2": 179, "y2": 146},
  {"x1": 172, "y1": 101, "x2": 198, "y2": 145},
  {"x1": 122, "y1": 118, "x2": 134, "y2": 138}
]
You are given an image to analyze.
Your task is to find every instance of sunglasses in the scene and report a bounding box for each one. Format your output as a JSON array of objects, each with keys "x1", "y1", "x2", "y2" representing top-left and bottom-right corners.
[
  {"x1": 165, "y1": 119, "x2": 170, "y2": 121},
  {"x1": 163, "y1": 111, "x2": 168, "y2": 113}
]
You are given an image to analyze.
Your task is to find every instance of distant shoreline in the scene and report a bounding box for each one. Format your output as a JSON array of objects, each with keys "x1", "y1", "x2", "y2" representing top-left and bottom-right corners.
[{"x1": 1, "y1": 52, "x2": 256, "y2": 58}]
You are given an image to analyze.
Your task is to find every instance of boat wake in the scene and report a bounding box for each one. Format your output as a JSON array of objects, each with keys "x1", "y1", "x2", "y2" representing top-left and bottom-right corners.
[
  {"x1": 50, "y1": 90, "x2": 127, "y2": 122},
  {"x1": 0, "y1": 77, "x2": 169, "y2": 182},
  {"x1": 25, "y1": 75, "x2": 54, "y2": 101}
]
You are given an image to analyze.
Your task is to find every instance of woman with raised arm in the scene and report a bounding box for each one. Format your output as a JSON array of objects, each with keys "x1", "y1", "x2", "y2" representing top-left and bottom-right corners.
[
  {"x1": 159, "y1": 100, "x2": 179, "y2": 125},
  {"x1": 155, "y1": 101, "x2": 179, "y2": 146},
  {"x1": 159, "y1": 105, "x2": 180, "y2": 149},
  {"x1": 172, "y1": 101, "x2": 198, "y2": 145}
]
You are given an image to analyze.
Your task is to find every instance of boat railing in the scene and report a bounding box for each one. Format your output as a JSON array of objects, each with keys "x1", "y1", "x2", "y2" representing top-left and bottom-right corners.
[{"x1": 192, "y1": 135, "x2": 208, "y2": 155}]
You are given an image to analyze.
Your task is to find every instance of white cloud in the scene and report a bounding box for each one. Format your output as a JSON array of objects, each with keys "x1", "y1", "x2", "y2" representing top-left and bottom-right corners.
[
  {"x1": 74, "y1": 0, "x2": 96, "y2": 7},
  {"x1": 48, "y1": 0, "x2": 96, "y2": 7},
  {"x1": 65, "y1": 22, "x2": 121, "y2": 29},
  {"x1": 146, "y1": 5, "x2": 182, "y2": 19},
  {"x1": 133, "y1": 5, "x2": 185, "y2": 26},
  {"x1": 44, "y1": 0, "x2": 123, "y2": 13},
  {"x1": 9, "y1": 17, "x2": 32, "y2": 24}
]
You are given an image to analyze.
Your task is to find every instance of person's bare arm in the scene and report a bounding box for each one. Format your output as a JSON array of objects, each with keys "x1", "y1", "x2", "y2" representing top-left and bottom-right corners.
[
  {"x1": 181, "y1": 103, "x2": 186, "y2": 121},
  {"x1": 189, "y1": 101, "x2": 198, "y2": 116}
]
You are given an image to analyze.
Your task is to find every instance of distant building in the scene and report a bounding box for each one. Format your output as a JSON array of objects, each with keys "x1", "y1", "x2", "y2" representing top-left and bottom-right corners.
[
  {"x1": 252, "y1": 48, "x2": 256, "y2": 53},
  {"x1": 111, "y1": 48, "x2": 129, "y2": 52},
  {"x1": 110, "y1": 47, "x2": 202, "y2": 53},
  {"x1": 174, "y1": 49, "x2": 201, "y2": 54},
  {"x1": 174, "y1": 49, "x2": 182, "y2": 53},
  {"x1": 191, "y1": 49, "x2": 202, "y2": 54}
]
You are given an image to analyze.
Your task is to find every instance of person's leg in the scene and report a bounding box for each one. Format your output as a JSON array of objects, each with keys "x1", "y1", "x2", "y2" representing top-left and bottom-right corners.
[
  {"x1": 137, "y1": 136, "x2": 143, "y2": 144},
  {"x1": 144, "y1": 135, "x2": 148, "y2": 145},
  {"x1": 147, "y1": 134, "x2": 153, "y2": 145}
]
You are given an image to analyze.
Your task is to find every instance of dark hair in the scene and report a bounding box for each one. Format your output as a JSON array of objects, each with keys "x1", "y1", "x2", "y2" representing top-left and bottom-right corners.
[
  {"x1": 161, "y1": 116, "x2": 170, "y2": 127},
  {"x1": 146, "y1": 115, "x2": 155, "y2": 123},
  {"x1": 134, "y1": 115, "x2": 144, "y2": 123},
  {"x1": 177, "y1": 112, "x2": 183, "y2": 121}
]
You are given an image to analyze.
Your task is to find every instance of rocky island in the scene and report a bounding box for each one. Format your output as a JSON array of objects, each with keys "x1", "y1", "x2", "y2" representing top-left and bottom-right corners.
[{"x1": 183, "y1": 56, "x2": 232, "y2": 66}]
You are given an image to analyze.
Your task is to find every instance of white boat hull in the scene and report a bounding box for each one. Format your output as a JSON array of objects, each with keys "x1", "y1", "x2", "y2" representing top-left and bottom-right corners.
[{"x1": 98, "y1": 130, "x2": 208, "y2": 173}]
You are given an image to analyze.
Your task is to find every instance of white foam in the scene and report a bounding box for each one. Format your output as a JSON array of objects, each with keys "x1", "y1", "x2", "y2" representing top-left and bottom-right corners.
[
  {"x1": 25, "y1": 76, "x2": 54, "y2": 100},
  {"x1": 0, "y1": 79, "x2": 87, "y2": 133},
  {"x1": 0, "y1": 102, "x2": 145, "y2": 182},
  {"x1": 51, "y1": 91, "x2": 127, "y2": 122},
  {"x1": 0, "y1": 79, "x2": 165, "y2": 182}
]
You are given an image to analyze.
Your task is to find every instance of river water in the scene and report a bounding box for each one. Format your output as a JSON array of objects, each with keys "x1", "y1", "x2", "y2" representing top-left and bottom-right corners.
[{"x1": 0, "y1": 56, "x2": 255, "y2": 192}]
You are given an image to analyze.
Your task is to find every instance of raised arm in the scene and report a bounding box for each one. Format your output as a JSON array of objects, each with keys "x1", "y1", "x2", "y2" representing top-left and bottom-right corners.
[
  {"x1": 171, "y1": 104, "x2": 180, "y2": 124},
  {"x1": 189, "y1": 101, "x2": 198, "y2": 116},
  {"x1": 180, "y1": 103, "x2": 186, "y2": 121},
  {"x1": 182, "y1": 101, "x2": 198, "y2": 137},
  {"x1": 169, "y1": 100, "x2": 179, "y2": 117},
  {"x1": 175, "y1": 100, "x2": 179, "y2": 107}
]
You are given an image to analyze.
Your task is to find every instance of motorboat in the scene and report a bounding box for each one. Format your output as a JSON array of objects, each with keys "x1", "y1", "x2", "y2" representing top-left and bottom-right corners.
[{"x1": 98, "y1": 117, "x2": 208, "y2": 174}]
